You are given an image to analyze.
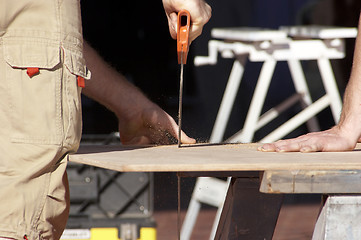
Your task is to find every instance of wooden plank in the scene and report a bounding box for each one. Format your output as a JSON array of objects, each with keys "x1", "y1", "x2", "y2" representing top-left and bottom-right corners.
[
  {"x1": 260, "y1": 170, "x2": 361, "y2": 194},
  {"x1": 68, "y1": 143, "x2": 361, "y2": 173}
]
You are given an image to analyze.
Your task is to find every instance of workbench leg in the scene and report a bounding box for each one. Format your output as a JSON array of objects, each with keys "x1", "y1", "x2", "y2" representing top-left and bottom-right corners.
[{"x1": 214, "y1": 176, "x2": 283, "y2": 240}]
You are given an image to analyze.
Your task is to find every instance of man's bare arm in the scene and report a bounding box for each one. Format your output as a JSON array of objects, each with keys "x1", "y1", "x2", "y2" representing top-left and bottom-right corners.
[{"x1": 82, "y1": 42, "x2": 196, "y2": 145}]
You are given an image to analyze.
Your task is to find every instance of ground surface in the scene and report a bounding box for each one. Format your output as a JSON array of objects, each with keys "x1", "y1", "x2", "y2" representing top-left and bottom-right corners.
[{"x1": 153, "y1": 204, "x2": 320, "y2": 240}]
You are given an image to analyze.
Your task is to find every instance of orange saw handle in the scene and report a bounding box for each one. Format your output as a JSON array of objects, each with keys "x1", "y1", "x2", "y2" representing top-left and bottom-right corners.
[{"x1": 177, "y1": 10, "x2": 190, "y2": 64}]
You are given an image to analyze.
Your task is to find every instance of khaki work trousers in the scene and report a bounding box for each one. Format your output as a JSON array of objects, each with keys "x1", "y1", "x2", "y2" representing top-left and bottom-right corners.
[{"x1": 0, "y1": 0, "x2": 90, "y2": 239}]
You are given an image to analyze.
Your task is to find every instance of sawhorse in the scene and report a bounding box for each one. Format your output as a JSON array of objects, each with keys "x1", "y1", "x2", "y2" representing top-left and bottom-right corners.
[{"x1": 194, "y1": 26, "x2": 357, "y2": 143}]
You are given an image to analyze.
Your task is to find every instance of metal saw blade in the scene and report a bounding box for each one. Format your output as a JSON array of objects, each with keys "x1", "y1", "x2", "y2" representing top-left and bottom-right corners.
[{"x1": 178, "y1": 52, "x2": 184, "y2": 148}]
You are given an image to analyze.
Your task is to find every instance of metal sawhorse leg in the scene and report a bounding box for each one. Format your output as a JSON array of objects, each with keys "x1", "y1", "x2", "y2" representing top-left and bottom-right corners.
[{"x1": 180, "y1": 177, "x2": 230, "y2": 240}]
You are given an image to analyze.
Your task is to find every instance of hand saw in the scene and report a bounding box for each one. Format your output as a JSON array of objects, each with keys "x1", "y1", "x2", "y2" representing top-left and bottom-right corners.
[{"x1": 177, "y1": 10, "x2": 190, "y2": 148}]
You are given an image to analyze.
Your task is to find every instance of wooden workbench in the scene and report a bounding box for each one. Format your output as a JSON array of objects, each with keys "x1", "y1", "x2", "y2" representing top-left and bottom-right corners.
[{"x1": 69, "y1": 143, "x2": 361, "y2": 240}]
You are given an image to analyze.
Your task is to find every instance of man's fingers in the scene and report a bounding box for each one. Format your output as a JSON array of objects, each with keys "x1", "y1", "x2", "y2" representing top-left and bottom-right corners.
[
  {"x1": 276, "y1": 141, "x2": 320, "y2": 152},
  {"x1": 180, "y1": 130, "x2": 197, "y2": 144},
  {"x1": 258, "y1": 143, "x2": 277, "y2": 152},
  {"x1": 189, "y1": 3, "x2": 211, "y2": 42},
  {"x1": 259, "y1": 142, "x2": 303, "y2": 152},
  {"x1": 189, "y1": 25, "x2": 202, "y2": 43},
  {"x1": 168, "y1": 12, "x2": 178, "y2": 39},
  {"x1": 259, "y1": 136, "x2": 321, "y2": 153},
  {"x1": 166, "y1": 115, "x2": 196, "y2": 144}
]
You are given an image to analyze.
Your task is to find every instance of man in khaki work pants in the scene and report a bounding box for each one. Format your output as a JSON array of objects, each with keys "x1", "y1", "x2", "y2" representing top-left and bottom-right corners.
[{"x1": 0, "y1": 1, "x2": 211, "y2": 239}]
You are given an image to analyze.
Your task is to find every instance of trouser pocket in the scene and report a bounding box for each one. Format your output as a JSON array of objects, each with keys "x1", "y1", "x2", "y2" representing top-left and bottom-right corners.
[
  {"x1": 4, "y1": 43, "x2": 63, "y2": 145},
  {"x1": 3, "y1": 42, "x2": 90, "y2": 149},
  {"x1": 62, "y1": 48, "x2": 91, "y2": 150}
]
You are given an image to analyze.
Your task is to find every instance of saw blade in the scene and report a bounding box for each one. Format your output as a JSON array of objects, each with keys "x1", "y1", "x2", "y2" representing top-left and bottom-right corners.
[{"x1": 178, "y1": 51, "x2": 184, "y2": 148}]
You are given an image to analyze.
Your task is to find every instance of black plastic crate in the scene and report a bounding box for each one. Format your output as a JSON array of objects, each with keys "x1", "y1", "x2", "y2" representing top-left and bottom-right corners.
[{"x1": 67, "y1": 162, "x2": 154, "y2": 220}]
